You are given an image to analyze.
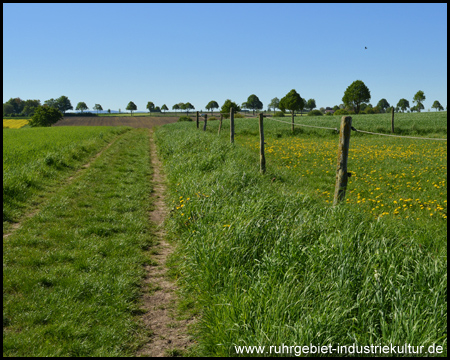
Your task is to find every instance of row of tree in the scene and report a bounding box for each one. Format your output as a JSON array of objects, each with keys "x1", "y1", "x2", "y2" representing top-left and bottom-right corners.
[
  {"x1": 3, "y1": 96, "x2": 109, "y2": 117},
  {"x1": 4, "y1": 82, "x2": 446, "y2": 118}
]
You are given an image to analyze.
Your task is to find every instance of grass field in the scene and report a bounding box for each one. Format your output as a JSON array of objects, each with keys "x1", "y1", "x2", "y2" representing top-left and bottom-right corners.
[
  {"x1": 3, "y1": 128, "x2": 154, "y2": 356},
  {"x1": 155, "y1": 111, "x2": 447, "y2": 356},
  {"x1": 3, "y1": 126, "x2": 129, "y2": 232},
  {"x1": 3, "y1": 112, "x2": 447, "y2": 356}
]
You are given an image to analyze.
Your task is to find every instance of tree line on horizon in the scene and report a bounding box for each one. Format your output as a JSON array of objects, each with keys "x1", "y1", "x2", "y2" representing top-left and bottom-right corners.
[{"x1": 3, "y1": 81, "x2": 446, "y2": 118}]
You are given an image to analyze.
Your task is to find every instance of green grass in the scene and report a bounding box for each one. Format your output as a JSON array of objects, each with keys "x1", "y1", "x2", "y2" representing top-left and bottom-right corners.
[
  {"x1": 3, "y1": 129, "x2": 154, "y2": 356},
  {"x1": 273, "y1": 111, "x2": 447, "y2": 137},
  {"x1": 154, "y1": 112, "x2": 447, "y2": 356},
  {"x1": 3, "y1": 126, "x2": 129, "y2": 231}
]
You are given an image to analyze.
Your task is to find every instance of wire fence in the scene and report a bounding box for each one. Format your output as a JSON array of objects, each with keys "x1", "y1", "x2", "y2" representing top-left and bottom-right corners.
[{"x1": 265, "y1": 117, "x2": 447, "y2": 141}]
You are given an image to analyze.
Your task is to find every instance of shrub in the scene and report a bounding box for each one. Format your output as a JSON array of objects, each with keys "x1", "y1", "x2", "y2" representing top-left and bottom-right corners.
[
  {"x1": 274, "y1": 111, "x2": 285, "y2": 117},
  {"x1": 325, "y1": 112, "x2": 333, "y2": 116},
  {"x1": 29, "y1": 106, "x2": 63, "y2": 127},
  {"x1": 178, "y1": 116, "x2": 192, "y2": 122},
  {"x1": 333, "y1": 109, "x2": 350, "y2": 116},
  {"x1": 209, "y1": 117, "x2": 217, "y2": 121},
  {"x1": 307, "y1": 110, "x2": 323, "y2": 116},
  {"x1": 365, "y1": 108, "x2": 375, "y2": 114},
  {"x1": 221, "y1": 112, "x2": 245, "y2": 119}
]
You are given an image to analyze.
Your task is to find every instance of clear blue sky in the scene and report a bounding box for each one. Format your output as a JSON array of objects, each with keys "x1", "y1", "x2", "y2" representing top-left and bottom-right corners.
[{"x1": 3, "y1": 3, "x2": 447, "y2": 112}]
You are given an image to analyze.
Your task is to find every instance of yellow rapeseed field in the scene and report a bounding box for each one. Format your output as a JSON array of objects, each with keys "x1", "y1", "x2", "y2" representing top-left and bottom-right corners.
[{"x1": 3, "y1": 119, "x2": 29, "y2": 129}]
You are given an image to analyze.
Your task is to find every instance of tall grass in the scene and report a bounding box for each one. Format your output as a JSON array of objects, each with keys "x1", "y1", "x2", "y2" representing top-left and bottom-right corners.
[{"x1": 155, "y1": 114, "x2": 447, "y2": 356}]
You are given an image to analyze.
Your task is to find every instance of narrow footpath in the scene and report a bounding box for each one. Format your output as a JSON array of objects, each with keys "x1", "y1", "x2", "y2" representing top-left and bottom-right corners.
[{"x1": 137, "y1": 129, "x2": 195, "y2": 357}]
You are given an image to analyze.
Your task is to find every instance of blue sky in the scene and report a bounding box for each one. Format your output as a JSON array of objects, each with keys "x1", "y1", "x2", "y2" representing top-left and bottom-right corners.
[{"x1": 3, "y1": 3, "x2": 447, "y2": 112}]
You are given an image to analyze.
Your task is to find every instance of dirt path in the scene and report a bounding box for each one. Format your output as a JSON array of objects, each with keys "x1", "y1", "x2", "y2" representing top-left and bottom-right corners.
[{"x1": 137, "y1": 129, "x2": 195, "y2": 357}]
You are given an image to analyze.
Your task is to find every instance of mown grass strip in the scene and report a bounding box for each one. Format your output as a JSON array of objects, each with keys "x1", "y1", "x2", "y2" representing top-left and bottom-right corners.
[
  {"x1": 3, "y1": 126, "x2": 130, "y2": 233},
  {"x1": 155, "y1": 122, "x2": 447, "y2": 357},
  {"x1": 3, "y1": 129, "x2": 154, "y2": 356}
]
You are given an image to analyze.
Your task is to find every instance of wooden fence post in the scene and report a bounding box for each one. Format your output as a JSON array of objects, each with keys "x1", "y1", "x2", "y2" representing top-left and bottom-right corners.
[
  {"x1": 196, "y1": 111, "x2": 199, "y2": 129},
  {"x1": 230, "y1": 107, "x2": 235, "y2": 143},
  {"x1": 333, "y1": 116, "x2": 352, "y2": 206},
  {"x1": 218, "y1": 114, "x2": 223, "y2": 135},
  {"x1": 259, "y1": 113, "x2": 266, "y2": 174},
  {"x1": 391, "y1": 107, "x2": 394, "y2": 133},
  {"x1": 291, "y1": 111, "x2": 294, "y2": 133},
  {"x1": 203, "y1": 114, "x2": 208, "y2": 131}
]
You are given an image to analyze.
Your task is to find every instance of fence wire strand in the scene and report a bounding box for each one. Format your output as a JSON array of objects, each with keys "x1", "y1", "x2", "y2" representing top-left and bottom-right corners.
[
  {"x1": 267, "y1": 117, "x2": 338, "y2": 131},
  {"x1": 351, "y1": 128, "x2": 447, "y2": 141},
  {"x1": 265, "y1": 117, "x2": 447, "y2": 141}
]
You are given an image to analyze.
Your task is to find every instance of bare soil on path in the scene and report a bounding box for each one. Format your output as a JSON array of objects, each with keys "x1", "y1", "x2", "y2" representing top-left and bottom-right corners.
[{"x1": 136, "y1": 129, "x2": 196, "y2": 357}]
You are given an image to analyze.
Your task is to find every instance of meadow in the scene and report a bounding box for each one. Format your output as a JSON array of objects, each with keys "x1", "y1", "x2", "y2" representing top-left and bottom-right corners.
[
  {"x1": 3, "y1": 128, "x2": 154, "y2": 356},
  {"x1": 3, "y1": 126, "x2": 129, "y2": 232},
  {"x1": 155, "y1": 111, "x2": 447, "y2": 356},
  {"x1": 2, "y1": 112, "x2": 447, "y2": 356}
]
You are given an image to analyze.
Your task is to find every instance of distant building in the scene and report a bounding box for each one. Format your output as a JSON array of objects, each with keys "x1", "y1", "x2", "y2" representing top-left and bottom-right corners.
[{"x1": 324, "y1": 107, "x2": 334, "y2": 114}]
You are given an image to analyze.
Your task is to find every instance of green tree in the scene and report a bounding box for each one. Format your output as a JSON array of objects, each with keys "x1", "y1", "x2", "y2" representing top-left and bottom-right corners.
[
  {"x1": 172, "y1": 104, "x2": 180, "y2": 113},
  {"x1": 3, "y1": 103, "x2": 14, "y2": 116},
  {"x1": 300, "y1": 98, "x2": 307, "y2": 115},
  {"x1": 376, "y1": 98, "x2": 390, "y2": 113},
  {"x1": 76, "y1": 102, "x2": 89, "y2": 113},
  {"x1": 342, "y1": 80, "x2": 371, "y2": 114},
  {"x1": 306, "y1": 98, "x2": 316, "y2": 112},
  {"x1": 268, "y1": 97, "x2": 280, "y2": 113},
  {"x1": 220, "y1": 99, "x2": 241, "y2": 117},
  {"x1": 184, "y1": 102, "x2": 195, "y2": 115},
  {"x1": 432, "y1": 100, "x2": 443, "y2": 111},
  {"x1": 126, "y1": 101, "x2": 137, "y2": 116},
  {"x1": 155, "y1": 106, "x2": 161, "y2": 112},
  {"x1": 161, "y1": 104, "x2": 168, "y2": 113},
  {"x1": 6, "y1": 97, "x2": 25, "y2": 114},
  {"x1": 93, "y1": 104, "x2": 103, "y2": 114},
  {"x1": 21, "y1": 99, "x2": 41, "y2": 116},
  {"x1": 246, "y1": 94, "x2": 263, "y2": 115},
  {"x1": 205, "y1": 100, "x2": 219, "y2": 115},
  {"x1": 333, "y1": 105, "x2": 340, "y2": 112},
  {"x1": 146, "y1": 101, "x2": 155, "y2": 113},
  {"x1": 44, "y1": 98, "x2": 58, "y2": 109},
  {"x1": 107, "y1": 109, "x2": 111, "y2": 114},
  {"x1": 412, "y1": 90, "x2": 425, "y2": 113},
  {"x1": 279, "y1": 89, "x2": 304, "y2": 131},
  {"x1": 55, "y1": 95, "x2": 73, "y2": 114},
  {"x1": 29, "y1": 105, "x2": 63, "y2": 127},
  {"x1": 396, "y1": 98, "x2": 410, "y2": 112}
]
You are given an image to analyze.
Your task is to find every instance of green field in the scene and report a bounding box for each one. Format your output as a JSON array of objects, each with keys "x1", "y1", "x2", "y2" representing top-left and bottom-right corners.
[
  {"x1": 154, "y1": 111, "x2": 447, "y2": 356},
  {"x1": 3, "y1": 126, "x2": 129, "y2": 232},
  {"x1": 3, "y1": 128, "x2": 154, "y2": 356},
  {"x1": 3, "y1": 112, "x2": 447, "y2": 356}
]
